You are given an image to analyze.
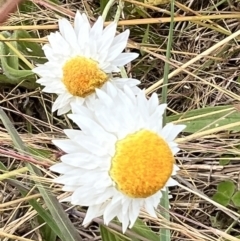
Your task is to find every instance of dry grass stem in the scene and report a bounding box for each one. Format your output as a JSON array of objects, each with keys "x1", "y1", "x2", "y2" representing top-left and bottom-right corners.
[{"x1": 1, "y1": 0, "x2": 240, "y2": 240}]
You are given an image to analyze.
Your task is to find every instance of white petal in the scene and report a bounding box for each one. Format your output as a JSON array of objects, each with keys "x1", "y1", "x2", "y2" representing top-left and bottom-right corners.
[
  {"x1": 103, "y1": 199, "x2": 121, "y2": 225},
  {"x1": 83, "y1": 203, "x2": 108, "y2": 225},
  {"x1": 60, "y1": 152, "x2": 108, "y2": 169},
  {"x1": 148, "y1": 93, "x2": 159, "y2": 114},
  {"x1": 121, "y1": 213, "x2": 130, "y2": 233},
  {"x1": 160, "y1": 123, "x2": 185, "y2": 141},
  {"x1": 113, "y1": 78, "x2": 140, "y2": 89},
  {"x1": 84, "y1": 93, "x2": 97, "y2": 110},
  {"x1": 144, "y1": 200, "x2": 157, "y2": 218},
  {"x1": 74, "y1": 11, "x2": 84, "y2": 35},
  {"x1": 52, "y1": 139, "x2": 80, "y2": 153},
  {"x1": 98, "y1": 22, "x2": 117, "y2": 54},
  {"x1": 128, "y1": 200, "x2": 141, "y2": 228},
  {"x1": 63, "y1": 133, "x2": 108, "y2": 156},
  {"x1": 106, "y1": 30, "x2": 131, "y2": 61},
  {"x1": 90, "y1": 16, "x2": 103, "y2": 40},
  {"x1": 50, "y1": 163, "x2": 73, "y2": 174},
  {"x1": 111, "y1": 53, "x2": 139, "y2": 66},
  {"x1": 59, "y1": 18, "x2": 79, "y2": 51},
  {"x1": 173, "y1": 164, "x2": 180, "y2": 173},
  {"x1": 70, "y1": 98, "x2": 85, "y2": 113},
  {"x1": 165, "y1": 177, "x2": 178, "y2": 187},
  {"x1": 77, "y1": 18, "x2": 90, "y2": 50},
  {"x1": 72, "y1": 185, "x2": 110, "y2": 205},
  {"x1": 47, "y1": 32, "x2": 70, "y2": 57},
  {"x1": 68, "y1": 114, "x2": 117, "y2": 148},
  {"x1": 137, "y1": 90, "x2": 148, "y2": 121},
  {"x1": 62, "y1": 185, "x2": 79, "y2": 191},
  {"x1": 95, "y1": 87, "x2": 114, "y2": 105},
  {"x1": 63, "y1": 129, "x2": 83, "y2": 140},
  {"x1": 52, "y1": 93, "x2": 72, "y2": 114}
]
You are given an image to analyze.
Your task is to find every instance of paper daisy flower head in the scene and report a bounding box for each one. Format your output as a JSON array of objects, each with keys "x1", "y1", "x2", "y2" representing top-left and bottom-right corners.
[
  {"x1": 33, "y1": 11, "x2": 139, "y2": 115},
  {"x1": 50, "y1": 87, "x2": 185, "y2": 232}
]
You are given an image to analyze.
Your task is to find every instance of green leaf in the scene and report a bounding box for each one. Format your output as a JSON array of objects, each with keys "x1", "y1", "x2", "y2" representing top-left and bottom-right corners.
[
  {"x1": 212, "y1": 193, "x2": 230, "y2": 206},
  {"x1": 159, "y1": 190, "x2": 171, "y2": 241},
  {"x1": 27, "y1": 197, "x2": 62, "y2": 239},
  {"x1": 37, "y1": 215, "x2": 57, "y2": 241},
  {"x1": 130, "y1": 219, "x2": 159, "y2": 241},
  {"x1": 0, "y1": 31, "x2": 19, "y2": 70},
  {"x1": 13, "y1": 30, "x2": 46, "y2": 64},
  {"x1": 209, "y1": 211, "x2": 232, "y2": 229},
  {"x1": 100, "y1": 225, "x2": 131, "y2": 241},
  {"x1": 0, "y1": 50, "x2": 33, "y2": 80},
  {"x1": 110, "y1": 218, "x2": 159, "y2": 241},
  {"x1": 140, "y1": 24, "x2": 149, "y2": 56},
  {"x1": 219, "y1": 155, "x2": 231, "y2": 166},
  {"x1": 231, "y1": 191, "x2": 240, "y2": 207},
  {"x1": 6, "y1": 34, "x2": 19, "y2": 70},
  {"x1": 0, "y1": 39, "x2": 34, "y2": 81},
  {"x1": 28, "y1": 146, "x2": 52, "y2": 159},
  {"x1": 0, "y1": 73, "x2": 38, "y2": 89},
  {"x1": 0, "y1": 162, "x2": 7, "y2": 171},
  {"x1": 167, "y1": 105, "x2": 240, "y2": 133},
  {"x1": 217, "y1": 180, "x2": 235, "y2": 197},
  {"x1": 100, "y1": 0, "x2": 109, "y2": 14},
  {"x1": 0, "y1": 31, "x2": 40, "y2": 88}
]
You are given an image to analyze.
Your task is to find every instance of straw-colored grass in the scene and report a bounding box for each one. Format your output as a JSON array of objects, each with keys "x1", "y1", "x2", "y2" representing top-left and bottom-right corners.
[{"x1": 1, "y1": 0, "x2": 240, "y2": 240}]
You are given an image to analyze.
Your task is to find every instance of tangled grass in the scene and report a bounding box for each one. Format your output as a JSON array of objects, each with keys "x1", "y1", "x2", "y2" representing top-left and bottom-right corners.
[{"x1": 1, "y1": 0, "x2": 240, "y2": 240}]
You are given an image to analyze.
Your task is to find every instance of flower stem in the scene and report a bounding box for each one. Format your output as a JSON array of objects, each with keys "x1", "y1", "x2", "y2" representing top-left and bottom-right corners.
[{"x1": 102, "y1": 0, "x2": 116, "y2": 22}]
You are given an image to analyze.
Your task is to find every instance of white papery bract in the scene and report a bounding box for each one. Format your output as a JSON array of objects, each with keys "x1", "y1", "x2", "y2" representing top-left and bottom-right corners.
[
  {"x1": 33, "y1": 11, "x2": 139, "y2": 115},
  {"x1": 50, "y1": 86, "x2": 185, "y2": 232}
]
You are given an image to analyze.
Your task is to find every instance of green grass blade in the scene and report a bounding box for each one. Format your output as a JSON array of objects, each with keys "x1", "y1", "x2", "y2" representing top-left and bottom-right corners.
[
  {"x1": 160, "y1": 0, "x2": 175, "y2": 240},
  {"x1": 0, "y1": 107, "x2": 81, "y2": 241},
  {"x1": 130, "y1": 219, "x2": 159, "y2": 241},
  {"x1": 159, "y1": 194, "x2": 171, "y2": 240},
  {"x1": 167, "y1": 105, "x2": 240, "y2": 133},
  {"x1": 0, "y1": 162, "x2": 61, "y2": 239},
  {"x1": 100, "y1": 225, "x2": 131, "y2": 241},
  {"x1": 37, "y1": 211, "x2": 58, "y2": 241}
]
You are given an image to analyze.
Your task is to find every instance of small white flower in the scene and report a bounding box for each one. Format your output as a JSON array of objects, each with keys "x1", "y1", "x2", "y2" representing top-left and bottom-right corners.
[
  {"x1": 50, "y1": 87, "x2": 185, "y2": 233},
  {"x1": 33, "y1": 11, "x2": 139, "y2": 115}
]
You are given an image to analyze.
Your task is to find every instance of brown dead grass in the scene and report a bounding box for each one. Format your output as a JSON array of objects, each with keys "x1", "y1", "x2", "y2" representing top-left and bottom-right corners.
[{"x1": 1, "y1": 0, "x2": 240, "y2": 240}]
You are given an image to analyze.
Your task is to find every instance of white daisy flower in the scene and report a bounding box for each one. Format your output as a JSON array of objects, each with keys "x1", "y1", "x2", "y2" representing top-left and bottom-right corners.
[
  {"x1": 50, "y1": 87, "x2": 185, "y2": 233},
  {"x1": 33, "y1": 11, "x2": 139, "y2": 115}
]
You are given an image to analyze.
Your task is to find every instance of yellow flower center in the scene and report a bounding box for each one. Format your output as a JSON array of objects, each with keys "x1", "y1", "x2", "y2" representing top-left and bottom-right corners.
[
  {"x1": 110, "y1": 129, "x2": 175, "y2": 198},
  {"x1": 62, "y1": 56, "x2": 108, "y2": 97}
]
